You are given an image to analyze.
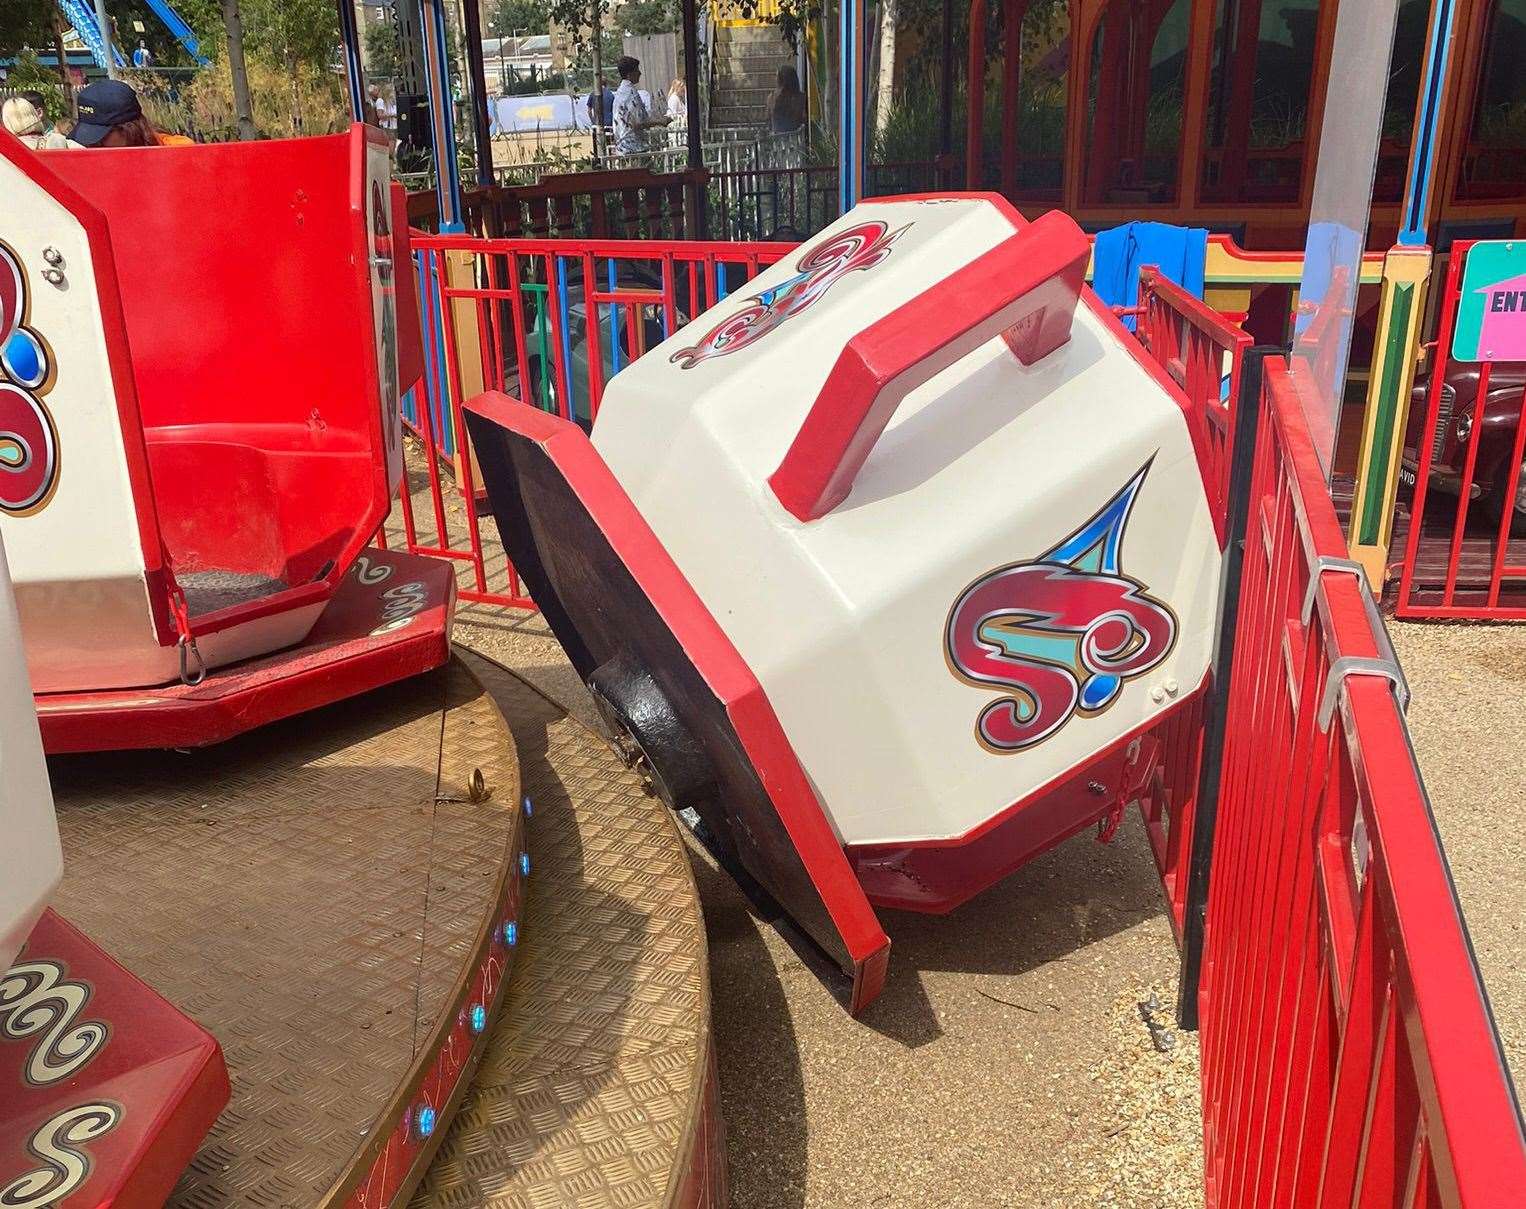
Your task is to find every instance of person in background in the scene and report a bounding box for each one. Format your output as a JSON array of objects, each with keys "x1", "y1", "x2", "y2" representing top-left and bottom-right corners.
[
  {"x1": 132, "y1": 40, "x2": 154, "y2": 69},
  {"x1": 70, "y1": 79, "x2": 193, "y2": 147},
  {"x1": 765, "y1": 63, "x2": 806, "y2": 134},
  {"x1": 377, "y1": 86, "x2": 398, "y2": 136},
  {"x1": 666, "y1": 77, "x2": 687, "y2": 147},
  {"x1": 585, "y1": 75, "x2": 614, "y2": 132},
  {"x1": 2, "y1": 96, "x2": 79, "y2": 149},
  {"x1": 610, "y1": 56, "x2": 669, "y2": 156}
]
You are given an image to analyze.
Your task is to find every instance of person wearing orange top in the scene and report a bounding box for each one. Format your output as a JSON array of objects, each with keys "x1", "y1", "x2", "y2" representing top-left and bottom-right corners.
[{"x1": 70, "y1": 80, "x2": 196, "y2": 148}]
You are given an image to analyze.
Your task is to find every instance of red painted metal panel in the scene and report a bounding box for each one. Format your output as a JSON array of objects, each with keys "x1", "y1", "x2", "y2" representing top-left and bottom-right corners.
[
  {"x1": 44, "y1": 126, "x2": 397, "y2": 639},
  {"x1": 1197, "y1": 357, "x2": 1526, "y2": 1207},
  {"x1": 34, "y1": 547, "x2": 454, "y2": 753},
  {"x1": 1134, "y1": 267, "x2": 1253, "y2": 544},
  {"x1": 0, "y1": 910, "x2": 228, "y2": 1208}
]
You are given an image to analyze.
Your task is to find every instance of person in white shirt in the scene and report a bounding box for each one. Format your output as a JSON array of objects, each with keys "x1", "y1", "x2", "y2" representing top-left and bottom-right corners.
[
  {"x1": 666, "y1": 78, "x2": 687, "y2": 146},
  {"x1": 610, "y1": 55, "x2": 669, "y2": 156}
]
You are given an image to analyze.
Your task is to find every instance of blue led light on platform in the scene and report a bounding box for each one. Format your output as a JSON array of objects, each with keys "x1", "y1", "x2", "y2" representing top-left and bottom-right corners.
[
  {"x1": 415, "y1": 1105, "x2": 436, "y2": 1138},
  {"x1": 502, "y1": 920, "x2": 517, "y2": 945},
  {"x1": 519, "y1": 852, "x2": 530, "y2": 876},
  {"x1": 470, "y1": 1003, "x2": 486, "y2": 1033},
  {"x1": 522, "y1": 796, "x2": 533, "y2": 817}
]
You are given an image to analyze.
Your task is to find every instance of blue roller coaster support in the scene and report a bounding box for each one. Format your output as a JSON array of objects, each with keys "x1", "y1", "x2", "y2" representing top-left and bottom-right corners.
[{"x1": 142, "y1": 0, "x2": 211, "y2": 65}]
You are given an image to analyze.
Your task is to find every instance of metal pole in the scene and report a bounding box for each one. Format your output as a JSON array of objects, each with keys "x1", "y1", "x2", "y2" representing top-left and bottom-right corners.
[
  {"x1": 461, "y1": 0, "x2": 495, "y2": 188},
  {"x1": 589, "y1": 0, "x2": 604, "y2": 161},
  {"x1": 337, "y1": 0, "x2": 366, "y2": 121},
  {"x1": 93, "y1": 0, "x2": 118, "y2": 78},
  {"x1": 1398, "y1": 0, "x2": 1458, "y2": 247},
  {"x1": 937, "y1": 0, "x2": 952, "y2": 171},
  {"x1": 680, "y1": 0, "x2": 706, "y2": 237},
  {"x1": 838, "y1": 0, "x2": 865, "y2": 211},
  {"x1": 1176, "y1": 346, "x2": 1275, "y2": 1032},
  {"x1": 420, "y1": 0, "x2": 464, "y2": 232}
]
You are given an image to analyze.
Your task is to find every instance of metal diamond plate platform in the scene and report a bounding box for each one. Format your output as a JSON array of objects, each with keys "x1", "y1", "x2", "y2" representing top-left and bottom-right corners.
[
  {"x1": 412, "y1": 652, "x2": 724, "y2": 1209},
  {"x1": 48, "y1": 657, "x2": 522, "y2": 1208}
]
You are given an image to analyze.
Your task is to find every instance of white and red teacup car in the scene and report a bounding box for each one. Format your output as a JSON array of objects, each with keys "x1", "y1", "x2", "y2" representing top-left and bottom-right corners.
[{"x1": 464, "y1": 195, "x2": 1223, "y2": 1013}]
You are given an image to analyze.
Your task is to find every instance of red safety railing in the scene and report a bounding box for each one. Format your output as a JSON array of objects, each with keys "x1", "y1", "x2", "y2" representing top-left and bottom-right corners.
[
  {"x1": 1197, "y1": 356, "x2": 1525, "y2": 1207},
  {"x1": 1134, "y1": 266, "x2": 1253, "y2": 538},
  {"x1": 1127, "y1": 268, "x2": 1250, "y2": 933},
  {"x1": 388, "y1": 234, "x2": 788, "y2": 608},
  {"x1": 1397, "y1": 241, "x2": 1526, "y2": 619}
]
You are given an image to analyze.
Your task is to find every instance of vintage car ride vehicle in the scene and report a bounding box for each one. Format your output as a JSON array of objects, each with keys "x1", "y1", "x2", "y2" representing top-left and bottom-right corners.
[{"x1": 1402, "y1": 358, "x2": 1526, "y2": 529}]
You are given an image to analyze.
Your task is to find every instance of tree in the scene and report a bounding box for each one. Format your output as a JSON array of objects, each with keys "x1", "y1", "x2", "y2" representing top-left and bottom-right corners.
[
  {"x1": 364, "y1": 19, "x2": 400, "y2": 80},
  {"x1": 619, "y1": 0, "x2": 675, "y2": 36},
  {"x1": 486, "y1": 0, "x2": 548, "y2": 37},
  {"x1": 219, "y1": 0, "x2": 257, "y2": 139},
  {"x1": 0, "y1": 0, "x2": 56, "y2": 55},
  {"x1": 0, "y1": 0, "x2": 70, "y2": 91}
]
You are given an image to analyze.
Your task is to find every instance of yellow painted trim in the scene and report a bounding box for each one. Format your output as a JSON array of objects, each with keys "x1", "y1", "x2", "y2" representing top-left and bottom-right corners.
[
  {"x1": 711, "y1": 0, "x2": 782, "y2": 26},
  {"x1": 1347, "y1": 246, "x2": 1433, "y2": 587},
  {"x1": 1082, "y1": 237, "x2": 1385, "y2": 290},
  {"x1": 446, "y1": 250, "x2": 486, "y2": 493}
]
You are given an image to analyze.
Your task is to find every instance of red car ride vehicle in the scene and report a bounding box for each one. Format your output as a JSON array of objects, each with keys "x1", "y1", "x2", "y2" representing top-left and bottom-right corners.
[{"x1": 1402, "y1": 360, "x2": 1526, "y2": 530}]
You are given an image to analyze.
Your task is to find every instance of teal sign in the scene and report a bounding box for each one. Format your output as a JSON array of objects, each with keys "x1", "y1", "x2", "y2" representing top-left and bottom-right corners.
[{"x1": 1453, "y1": 239, "x2": 1526, "y2": 362}]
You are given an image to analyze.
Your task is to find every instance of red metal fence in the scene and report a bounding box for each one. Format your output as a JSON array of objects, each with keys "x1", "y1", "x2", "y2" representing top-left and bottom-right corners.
[
  {"x1": 1397, "y1": 240, "x2": 1526, "y2": 619},
  {"x1": 1134, "y1": 267, "x2": 1253, "y2": 540},
  {"x1": 389, "y1": 234, "x2": 787, "y2": 608},
  {"x1": 1126, "y1": 268, "x2": 1250, "y2": 935},
  {"x1": 1198, "y1": 356, "x2": 1525, "y2": 1206}
]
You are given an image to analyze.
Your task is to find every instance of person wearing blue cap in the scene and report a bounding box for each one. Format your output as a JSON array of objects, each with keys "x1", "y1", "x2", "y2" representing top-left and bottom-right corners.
[{"x1": 70, "y1": 79, "x2": 192, "y2": 147}]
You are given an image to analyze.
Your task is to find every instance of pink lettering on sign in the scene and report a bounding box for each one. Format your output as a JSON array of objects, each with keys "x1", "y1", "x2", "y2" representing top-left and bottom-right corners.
[{"x1": 1477, "y1": 272, "x2": 1526, "y2": 360}]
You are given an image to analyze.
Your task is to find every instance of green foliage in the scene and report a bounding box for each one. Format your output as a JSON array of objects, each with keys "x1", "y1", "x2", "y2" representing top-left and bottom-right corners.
[
  {"x1": 546, "y1": 0, "x2": 618, "y2": 52},
  {"x1": 618, "y1": 0, "x2": 675, "y2": 35},
  {"x1": 486, "y1": 0, "x2": 549, "y2": 36},
  {"x1": 174, "y1": 0, "x2": 338, "y2": 72},
  {"x1": 168, "y1": 53, "x2": 347, "y2": 137},
  {"x1": 0, "y1": 0, "x2": 55, "y2": 56},
  {"x1": 568, "y1": 28, "x2": 622, "y2": 79},
  {"x1": 364, "y1": 19, "x2": 400, "y2": 79},
  {"x1": 239, "y1": 0, "x2": 340, "y2": 70},
  {"x1": 499, "y1": 68, "x2": 567, "y2": 95},
  {"x1": 1474, "y1": 100, "x2": 1526, "y2": 149},
  {"x1": 2, "y1": 49, "x2": 68, "y2": 109}
]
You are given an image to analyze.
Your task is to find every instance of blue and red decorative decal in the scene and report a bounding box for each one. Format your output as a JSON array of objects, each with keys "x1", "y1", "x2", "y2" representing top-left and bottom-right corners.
[
  {"x1": 0, "y1": 242, "x2": 59, "y2": 516},
  {"x1": 670, "y1": 219, "x2": 910, "y2": 368},
  {"x1": 945, "y1": 463, "x2": 1177, "y2": 752}
]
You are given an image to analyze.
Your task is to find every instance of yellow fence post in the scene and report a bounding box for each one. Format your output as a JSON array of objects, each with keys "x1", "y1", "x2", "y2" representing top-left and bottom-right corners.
[
  {"x1": 1347, "y1": 245, "x2": 1433, "y2": 587},
  {"x1": 446, "y1": 250, "x2": 487, "y2": 495}
]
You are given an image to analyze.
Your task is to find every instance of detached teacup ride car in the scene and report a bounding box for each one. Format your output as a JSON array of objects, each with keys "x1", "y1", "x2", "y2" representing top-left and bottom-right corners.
[{"x1": 463, "y1": 195, "x2": 1226, "y2": 1013}]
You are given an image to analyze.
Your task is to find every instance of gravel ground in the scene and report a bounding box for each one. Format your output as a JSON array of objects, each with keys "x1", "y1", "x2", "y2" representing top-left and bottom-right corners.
[
  {"x1": 406, "y1": 455, "x2": 1206, "y2": 1207},
  {"x1": 1389, "y1": 620, "x2": 1526, "y2": 1089}
]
